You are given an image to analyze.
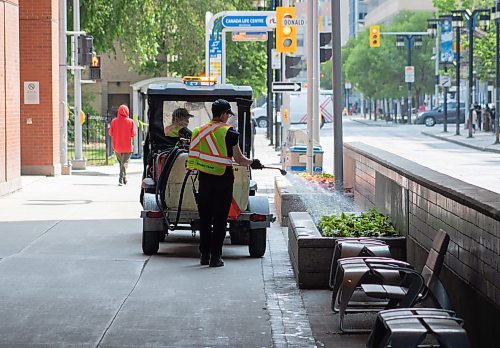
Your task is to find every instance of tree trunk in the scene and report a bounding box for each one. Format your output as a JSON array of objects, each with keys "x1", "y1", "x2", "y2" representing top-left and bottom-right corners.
[{"x1": 369, "y1": 98, "x2": 372, "y2": 120}]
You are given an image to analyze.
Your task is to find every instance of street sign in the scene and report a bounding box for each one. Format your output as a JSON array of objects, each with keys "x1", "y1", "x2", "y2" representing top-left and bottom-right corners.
[
  {"x1": 405, "y1": 66, "x2": 415, "y2": 83},
  {"x1": 232, "y1": 31, "x2": 267, "y2": 42},
  {"x1": 272, "y1": 82, "x2": 302, "y2": 93},
  {"x1": 222, "y1": 15, "x2": 270, "y2": 28},
  {"x1": 271, "y1": 49, "x2": 280, "y2": 69},
  {"x1": 440, "y1": 75, "x2": 451, "y2": 88},
  {"x1": 283, "y1": 18, "x2": 305, "y2": 26}
]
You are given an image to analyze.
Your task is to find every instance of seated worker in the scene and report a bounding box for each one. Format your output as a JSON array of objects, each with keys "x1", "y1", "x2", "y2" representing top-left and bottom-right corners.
[{"x1": 164, "y1": 107, "x2": 193, "y2": 145}]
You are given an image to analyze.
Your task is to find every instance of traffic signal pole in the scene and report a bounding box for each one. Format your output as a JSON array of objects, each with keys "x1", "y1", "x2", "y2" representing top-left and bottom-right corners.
[
  {"x1": 72, "y1": 0, "x2": 85, "y2": 169},
  {"x1": 266, "y1": 1, "x2": 274, "y2": 145}
]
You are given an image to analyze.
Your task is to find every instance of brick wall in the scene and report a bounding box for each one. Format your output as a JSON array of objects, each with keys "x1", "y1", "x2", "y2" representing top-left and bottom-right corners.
[
  {"x1": 0, "y1": 0, "x2": 21, "y2": 196},
  {"x1": 19, "y1": 0, "x2": 60, "y2": 175},
  {"x1": 344, "y1": 142, "x2": 500, "y2": 347}
]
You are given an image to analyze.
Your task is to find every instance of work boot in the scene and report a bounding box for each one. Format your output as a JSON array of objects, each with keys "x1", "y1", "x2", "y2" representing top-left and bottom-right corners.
[
  {"x1": 118, "y1": 179, "x2": 123, "y2": 186},
  {"x1": 209, "y1": 256, "x2": 224, "y2": 268},
  {"x1": 123, "y1": 177, "x2": 127, "y2": 185},
  {"x1": 200, "y1": 253, "x2": 210, "y2": 266}
]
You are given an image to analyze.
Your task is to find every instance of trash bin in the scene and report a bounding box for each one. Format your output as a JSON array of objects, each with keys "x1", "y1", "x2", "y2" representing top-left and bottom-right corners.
[{"x1": 283, "y1": 145, "x2": 323, "y2": 172}]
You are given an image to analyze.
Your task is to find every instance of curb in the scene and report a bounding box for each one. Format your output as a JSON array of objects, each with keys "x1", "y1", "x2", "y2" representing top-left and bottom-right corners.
[
  {"x1": 351, "y1": 118, "x2": 396, "y2": 127},
  {"x1": 422, "y1": 131, "x2": 500, "y2": 154}
]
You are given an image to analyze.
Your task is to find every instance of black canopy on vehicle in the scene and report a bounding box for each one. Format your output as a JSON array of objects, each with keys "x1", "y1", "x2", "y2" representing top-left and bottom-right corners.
[{"x1": 146, "y1": 82, "x2": 253, "y2": 157}]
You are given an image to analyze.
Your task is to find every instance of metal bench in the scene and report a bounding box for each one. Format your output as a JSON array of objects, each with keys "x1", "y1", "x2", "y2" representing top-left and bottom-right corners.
[
  {"x1": 331, "y1": 229, "x2": 450, "y2": 332},
  {"x1": 367, "y1": 308, "x2": 470, "y2": 348}
]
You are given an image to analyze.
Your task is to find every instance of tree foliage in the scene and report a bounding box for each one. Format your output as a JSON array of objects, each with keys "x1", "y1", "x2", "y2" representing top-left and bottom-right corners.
[
  {"x1": 76, "y1": 0, "x2": 268, "y2": 97},
  {"x1": 343, "y1": 11, "x2": 435, "y2": 101}
]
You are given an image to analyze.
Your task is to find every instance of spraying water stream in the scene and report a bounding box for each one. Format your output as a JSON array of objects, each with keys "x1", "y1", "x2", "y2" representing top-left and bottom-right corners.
[{"x1": 286, "y1": 173, "x2": 360, "y2": 225}]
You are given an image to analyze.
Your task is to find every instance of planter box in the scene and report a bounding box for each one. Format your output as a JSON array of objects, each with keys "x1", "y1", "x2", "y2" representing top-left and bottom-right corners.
[
  {"x1": 274, "y1": 177, "x2": 307, "y2": 227},
  {"x1": 288, "y1": 212, "x2": 407, "y2": 289}
]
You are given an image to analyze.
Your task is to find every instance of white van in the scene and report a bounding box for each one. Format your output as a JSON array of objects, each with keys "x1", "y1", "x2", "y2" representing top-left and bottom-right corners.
[
  {"x1": 251, "y1": 90, "x2": 333, "y2": 128},
  {"x1": 288, "y1": 90, "x2": 333, "y2": 126}
]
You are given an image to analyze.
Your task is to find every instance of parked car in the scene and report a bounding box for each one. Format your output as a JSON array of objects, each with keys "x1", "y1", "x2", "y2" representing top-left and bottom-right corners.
[
  {"x1": 251, "y1": 105, "x2": 269, "y2": 128},
  {"x1": 415, "y1": 102, "x2": 465, "y2": 127}
]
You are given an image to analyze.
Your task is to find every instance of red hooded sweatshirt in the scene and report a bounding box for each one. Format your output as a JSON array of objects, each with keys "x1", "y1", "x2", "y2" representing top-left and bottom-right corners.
[{"x1": 108, "y1": 105, "x2": 137, "y2": 153}]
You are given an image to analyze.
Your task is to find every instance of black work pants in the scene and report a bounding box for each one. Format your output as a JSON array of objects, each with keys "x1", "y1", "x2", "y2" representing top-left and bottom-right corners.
[{"x1": 198, "y1": 179, "x2": 233, "y2": 257}]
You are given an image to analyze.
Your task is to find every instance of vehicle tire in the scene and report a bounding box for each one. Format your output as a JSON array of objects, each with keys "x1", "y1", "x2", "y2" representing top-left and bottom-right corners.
[
  {"x1": 248, "y1": 228, "x2": 266, "y2": 257},
  {"x1": 257, "y1": 117, "x2": 268, "y2": 128},
  {"x1": 142, "y1": 230, "x2": 160, "y2": 255},
  {"x1": 229, "y1": 223, "x2": 249, "y2": 245},
  {"x1": 424, "y1": 116, "x2": 436, "y2": 127}
]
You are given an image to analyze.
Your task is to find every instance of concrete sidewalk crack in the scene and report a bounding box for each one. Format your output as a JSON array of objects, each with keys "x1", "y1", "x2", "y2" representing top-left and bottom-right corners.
[
  {"x1": 95, "y1": 257, "x2": 150, "y2": 348},
  {"x1": 262, "y1": 220, "x2": 316, "y2": 347}
]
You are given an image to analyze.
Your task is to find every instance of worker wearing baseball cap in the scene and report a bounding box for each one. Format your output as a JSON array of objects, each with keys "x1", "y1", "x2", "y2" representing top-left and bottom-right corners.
[
  {"x1": 187, "y1": 99, "x2": 263, "y2": 267},
  {"x1": 164, "y1": 107, "x2": 193, "y2": 144}
]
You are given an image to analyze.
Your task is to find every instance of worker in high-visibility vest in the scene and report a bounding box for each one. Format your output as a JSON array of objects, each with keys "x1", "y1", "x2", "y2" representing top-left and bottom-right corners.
[{"x1": 187, "y1": 99, "x2": 263, "y2": 267}]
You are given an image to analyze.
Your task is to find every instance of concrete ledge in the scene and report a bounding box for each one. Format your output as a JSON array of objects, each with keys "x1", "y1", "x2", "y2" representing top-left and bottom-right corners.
[
  {"x1": 274, "y1": 177, "x2": 307, "y2": 227},
  {"x1": 288, "y1": 212, "x2": 406, "y2": 289},
  {"x1": 21, "y1": 164, "x2": 61, "y2": 176},
  {"x1": 0, "y1": 177, "x2": 22, "y2": 197}
]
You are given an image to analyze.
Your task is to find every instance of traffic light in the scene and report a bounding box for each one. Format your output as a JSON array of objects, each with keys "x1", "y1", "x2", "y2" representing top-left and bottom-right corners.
[
  {"x1": 276, "y1": 7, "x2": 297, "y2": 53},
  {"x1": 77, "y1": 35, "x2": 94, "y2": 66},
  {"x1": 319, "y1": 32, "x2": 332, "y2": 63},
  {"x1": 90, "y1": 55, "x2": 101, "y2": 80},
  {"x1": 285, "y1": 55, "x2": 302, "y2": 79},
  {"x1": 369, "y1": 25, "x2": 381, "y2": 48}
]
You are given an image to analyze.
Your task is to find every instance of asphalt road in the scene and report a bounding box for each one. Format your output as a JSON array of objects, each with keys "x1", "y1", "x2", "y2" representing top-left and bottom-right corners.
[{"x1": 313, "y1": 119, "x2": 500, "y2": 194}]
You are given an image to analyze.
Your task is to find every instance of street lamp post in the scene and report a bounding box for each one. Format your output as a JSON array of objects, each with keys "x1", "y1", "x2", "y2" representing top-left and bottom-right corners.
[
  {"x1": 451, "y1": 12, "x2": 464, "y2": 135},
  {"x1": 452, "y1": 9, "x2": 491, "y2": 138},
  {"x1": 396, "y1": 34, "x2": 423, "y2": 124},
  {"x1": 427, "y1": 18, "x2": 454, "y2": 133},
  {"x1": 493, "y1": 1, "x2": 500, "y2": 144}
]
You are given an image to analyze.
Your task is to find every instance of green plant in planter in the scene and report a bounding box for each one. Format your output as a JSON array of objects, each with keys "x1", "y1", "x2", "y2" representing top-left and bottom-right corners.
[{"x1": 317, "y1": 208, "x2": 400, "y2": 238}]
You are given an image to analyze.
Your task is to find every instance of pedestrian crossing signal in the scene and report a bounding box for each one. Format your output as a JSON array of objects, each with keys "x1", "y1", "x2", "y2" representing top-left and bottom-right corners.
[
  {"x1": 90, "y1": 55, "x2": 101, "y2": 80},
  {"x1": 369, "y1": 25, "x2": 381, "y2": 48}
]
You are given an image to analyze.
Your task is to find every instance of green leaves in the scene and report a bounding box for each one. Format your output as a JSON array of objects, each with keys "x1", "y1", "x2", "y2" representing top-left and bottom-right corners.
[
  {"x1": 77, "y1": 0, "x2": 267, "y2": 96},
  {"x1": 317, "y1": 208, "x2": 400, "y2": 238},
  {"x1": 343, "y1": 11, "x2": 435, "y2": 99}
]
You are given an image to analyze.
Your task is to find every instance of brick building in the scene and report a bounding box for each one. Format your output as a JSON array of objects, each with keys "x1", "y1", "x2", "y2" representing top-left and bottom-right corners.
[{"x1": 0, "y1": 0, "x2": 60, "y2": 197}]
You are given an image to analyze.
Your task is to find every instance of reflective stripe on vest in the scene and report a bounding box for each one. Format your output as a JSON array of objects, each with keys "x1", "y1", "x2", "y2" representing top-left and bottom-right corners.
[{"x1": 187, "y1": 122, "x2": 232, "y2": 175}]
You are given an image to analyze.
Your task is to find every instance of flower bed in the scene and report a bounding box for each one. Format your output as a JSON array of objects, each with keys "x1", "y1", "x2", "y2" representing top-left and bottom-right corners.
[{"x1": 288, "y1": 211, "x2": 406, "y2": 289}]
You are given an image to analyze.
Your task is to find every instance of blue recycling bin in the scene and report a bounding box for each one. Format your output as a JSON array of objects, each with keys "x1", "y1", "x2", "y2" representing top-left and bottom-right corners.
[{"x1": 284, "y1": 145, "x2": 323, "y2": 172}]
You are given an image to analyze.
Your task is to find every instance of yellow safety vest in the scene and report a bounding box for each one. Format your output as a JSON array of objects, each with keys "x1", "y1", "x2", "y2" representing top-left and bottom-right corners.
[{"x1": 187, "y1": 121, "x2": 233, "y2": 175}]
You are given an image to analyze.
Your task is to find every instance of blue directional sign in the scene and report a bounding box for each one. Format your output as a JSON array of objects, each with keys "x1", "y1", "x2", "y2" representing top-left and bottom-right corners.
[
  {"x1": 222, "y1": 15, "x2": 269, "y2": 28},
  {"x1": 209, "y1": 38, "x2": 222, "y2": 56}
]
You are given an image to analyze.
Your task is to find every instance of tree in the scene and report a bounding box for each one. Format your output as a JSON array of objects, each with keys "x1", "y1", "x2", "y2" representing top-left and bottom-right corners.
[
  {"x1": 343, "y1": 11, "x2": 435, "y2": 107},
  {"x1": 76, "y1": 0, "x2": 268, "y2": 97}
]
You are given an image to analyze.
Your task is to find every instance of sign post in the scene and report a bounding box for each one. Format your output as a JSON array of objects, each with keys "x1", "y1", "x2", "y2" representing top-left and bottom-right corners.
[
  {"x1": 206, "y1": 11, "x2": 276, "y2": 83},
  {"x1": 405, "y1": 66, "x2": 415, "y2": 83}
]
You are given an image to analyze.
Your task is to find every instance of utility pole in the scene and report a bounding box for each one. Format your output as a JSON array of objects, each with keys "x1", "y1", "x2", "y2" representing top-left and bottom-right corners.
[
  {"x1": 274, "y1": 0, "x2": 282, "y2": 150},
  {"x1": 72, "y1": 0, "x2": 85, "y2": 169},
  {"x1": 306, "y1": 0, "x2": 318, "y2": 173},
  {"x1": 59, "y1": 0, "x2": 70, "y2": 174},
  {"x1": 332, "y1": 0, "x2": 343, "y2": 191}
]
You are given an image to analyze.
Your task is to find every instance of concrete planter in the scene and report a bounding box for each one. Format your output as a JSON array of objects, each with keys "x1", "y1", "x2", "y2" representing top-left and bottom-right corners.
[{"x1": 288, "y1": 212, "x2": 406, "y2": 289}]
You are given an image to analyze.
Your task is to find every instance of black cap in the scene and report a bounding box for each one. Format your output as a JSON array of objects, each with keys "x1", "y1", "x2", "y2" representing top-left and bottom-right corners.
[
  {"x1": 212, "y1": 99, "x2": 235, "y2": 118},
  {"x1": 172, "y1": 108, "x2": 194, "y2": 118}
]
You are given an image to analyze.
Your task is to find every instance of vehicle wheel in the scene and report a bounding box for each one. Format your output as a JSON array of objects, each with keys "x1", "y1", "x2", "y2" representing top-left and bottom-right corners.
[
  {"x1": 248, "y1": 228, "x2": 266, "y2": 257},
  {"x1": 229, "y1": 223, "x2": 249, "y2": 245},
  {"x1": 257, "y1": 117, "x2": 268, "y2": 128},
  {"x1": 424, "y1": 116, "x2": 436, "y2": 127},
  {"x1": 142, "y1": 230, "x2": 160, "y2": 255}
]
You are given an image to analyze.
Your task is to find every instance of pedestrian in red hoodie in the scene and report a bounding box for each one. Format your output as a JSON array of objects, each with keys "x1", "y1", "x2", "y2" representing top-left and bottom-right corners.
[{"x1": 108, "y1": 104, "x2": 137, "y2": 185}]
